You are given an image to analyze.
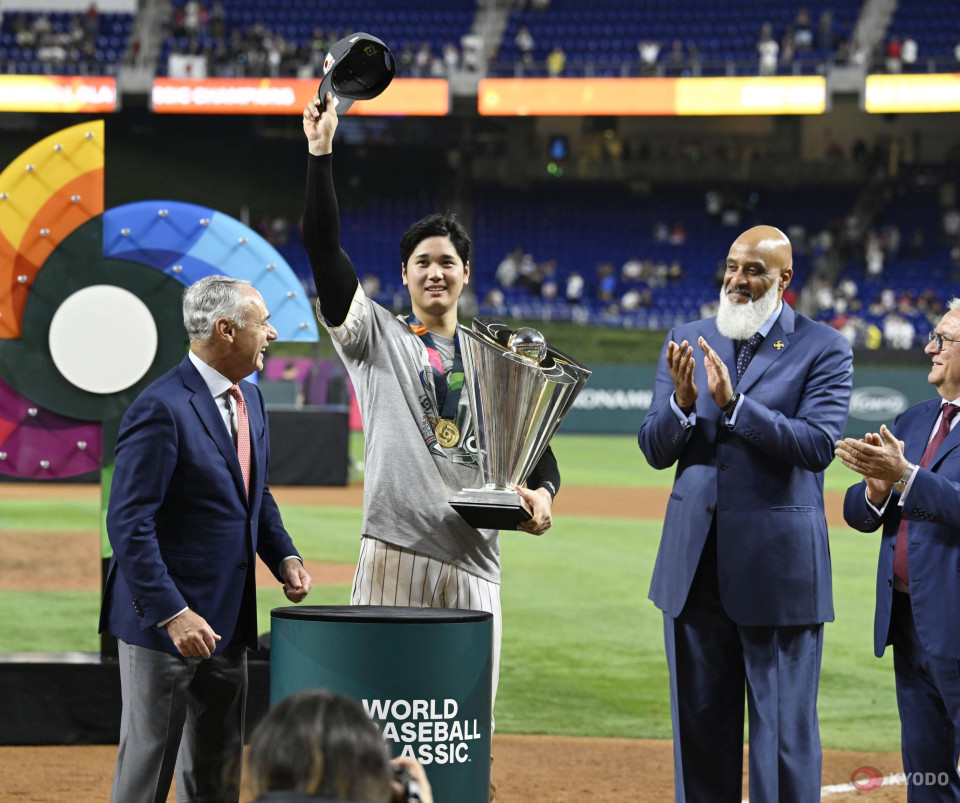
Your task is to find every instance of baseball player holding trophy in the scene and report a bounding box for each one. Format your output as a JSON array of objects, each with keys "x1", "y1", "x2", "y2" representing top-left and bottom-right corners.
[{"x1": 300, "y1": 33, "x2": 589, "y2": 801}]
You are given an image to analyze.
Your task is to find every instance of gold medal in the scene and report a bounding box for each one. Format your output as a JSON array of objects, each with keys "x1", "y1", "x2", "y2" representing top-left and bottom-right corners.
[{"x1": 434, "y1": 418, "x2": 460, "y2": 448}]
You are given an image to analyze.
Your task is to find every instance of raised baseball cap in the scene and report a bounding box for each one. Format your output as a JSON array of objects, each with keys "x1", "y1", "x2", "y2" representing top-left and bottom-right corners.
[{"x1": 318, "y1": 33, "x2": 396, "y2": 115}]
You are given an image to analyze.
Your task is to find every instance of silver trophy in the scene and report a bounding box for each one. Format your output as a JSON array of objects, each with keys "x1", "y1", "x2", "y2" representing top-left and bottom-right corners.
[{"x1": 450, "y1": 318, "x2": 591, "y2": 530}]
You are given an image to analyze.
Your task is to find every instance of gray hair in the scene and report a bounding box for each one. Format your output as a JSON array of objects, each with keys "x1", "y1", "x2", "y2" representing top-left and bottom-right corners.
[
  {"x1": 182, "y1": 275, "x2": 253, "y2": 343},
  {"x1": 948, "y1": 298, "x2": 960, "y2": 311}
]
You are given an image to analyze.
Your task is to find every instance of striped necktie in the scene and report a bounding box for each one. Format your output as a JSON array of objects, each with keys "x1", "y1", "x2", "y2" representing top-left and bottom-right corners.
[{"x1": 227, "y1": 384, "x2": 250, "y2": 498}]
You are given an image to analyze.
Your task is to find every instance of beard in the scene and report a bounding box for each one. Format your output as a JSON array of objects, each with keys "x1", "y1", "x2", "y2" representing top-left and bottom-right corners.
[{"x1": 715, "y1": 281, "x2": 780, "y2": 340}]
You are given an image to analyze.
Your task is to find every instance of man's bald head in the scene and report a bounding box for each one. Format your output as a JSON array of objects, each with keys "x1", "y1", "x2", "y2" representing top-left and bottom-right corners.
[{"x1": 730, "y1": 225, "x2": 793, "y2": 275}]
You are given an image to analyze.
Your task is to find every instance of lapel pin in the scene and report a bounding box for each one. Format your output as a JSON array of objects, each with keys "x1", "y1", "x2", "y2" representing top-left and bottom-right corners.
[{"x1": 773, "y1": 340, "x2": 785, "y2": 350}]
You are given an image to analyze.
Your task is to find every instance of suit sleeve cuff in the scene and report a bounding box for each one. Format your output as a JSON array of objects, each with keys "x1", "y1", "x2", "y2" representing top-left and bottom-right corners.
[{"x1": 156, "y1": 606, "x2": 188, "y2": 628}]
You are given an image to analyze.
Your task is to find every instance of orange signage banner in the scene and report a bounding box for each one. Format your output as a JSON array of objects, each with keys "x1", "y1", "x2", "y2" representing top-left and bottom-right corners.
[
  {"x1": 865, "y1": 74, "x2": 960, "y2": 113},
  {"x1": 151, "y1": 78, "x2": 448, "y2": 116},
  {"x1": 478, "y1": 76, "x2": 826, "y2": 116},
  {"x1": 0, "y1": 76, "x2": 117, "y2": 112}
]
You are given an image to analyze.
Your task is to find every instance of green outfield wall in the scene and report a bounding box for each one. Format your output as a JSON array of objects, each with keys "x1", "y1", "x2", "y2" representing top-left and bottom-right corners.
[{"x1": 561, "y1": 364, "x2": 934, "y2": 437}]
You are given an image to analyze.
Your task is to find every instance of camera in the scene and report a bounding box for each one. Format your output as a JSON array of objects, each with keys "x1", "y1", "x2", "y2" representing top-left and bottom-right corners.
[{"x1": 392, "y1": 764, "x2": 422, "y2": 802}]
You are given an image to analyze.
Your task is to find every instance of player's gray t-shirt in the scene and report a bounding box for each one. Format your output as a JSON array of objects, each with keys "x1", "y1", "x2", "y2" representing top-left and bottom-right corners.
[{"x1": 321, "y1": 286, "x2": 501, "y2": 583}]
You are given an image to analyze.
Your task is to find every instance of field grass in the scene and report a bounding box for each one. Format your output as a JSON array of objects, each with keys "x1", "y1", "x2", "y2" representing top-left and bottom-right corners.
[{"x1": 0, "y1": 433, "x2": 901, "y2": 750}]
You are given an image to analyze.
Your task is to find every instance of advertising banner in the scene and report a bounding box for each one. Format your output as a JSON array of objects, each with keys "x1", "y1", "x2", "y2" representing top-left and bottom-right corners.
[
  {"x1": 478, "y1": 76, "x2": 826, "y2": 116},
  {"x1": 0, "y1": 76, "x2": 117, "y2": 112},
  {"x1": 151, "y1": 77, "x2": 448, "y2": 115},
  {"x1": 561, "y1": 364, "x2": 932, "y2": 436}
]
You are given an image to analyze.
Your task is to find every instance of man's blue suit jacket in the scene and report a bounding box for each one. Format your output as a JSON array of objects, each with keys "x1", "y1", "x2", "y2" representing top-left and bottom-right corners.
[
  {"x1": 639, "y1": 304, "x2": 853, "y2": 626},
  {"x1": 99, "y1": 355, "x2": 300, "y2": 656},
  {"x1": 843, "y1": 396, "x2": 960, "y2": 660}
]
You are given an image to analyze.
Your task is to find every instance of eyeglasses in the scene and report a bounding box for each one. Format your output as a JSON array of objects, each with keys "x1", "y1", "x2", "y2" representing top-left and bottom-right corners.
[{"x1": 929, "y1": 330, "x2": 960, "y2": 350}]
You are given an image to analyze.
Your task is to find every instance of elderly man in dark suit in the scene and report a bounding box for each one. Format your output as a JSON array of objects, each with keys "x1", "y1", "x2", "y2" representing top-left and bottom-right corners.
[
  {"x1": 100, "y1": 275, "x2": 313, "y2": 803},
  {"x1": 639, "y1": 225, "x2": 853, "y2": 802},
  {"x1": 838, "y1": 299, "x2": 960, "y2": 801}
]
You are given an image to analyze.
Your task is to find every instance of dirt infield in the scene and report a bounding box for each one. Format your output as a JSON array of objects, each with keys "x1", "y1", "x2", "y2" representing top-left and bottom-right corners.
[
  {"x1": 0, "y1": 741, "x2": 908, "y2": 802},
  {"x1": 0, "y1": 483, "x2": 905, "y2": 801}
]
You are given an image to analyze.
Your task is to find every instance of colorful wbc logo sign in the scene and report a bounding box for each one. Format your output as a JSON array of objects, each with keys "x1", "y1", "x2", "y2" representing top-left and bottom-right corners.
[{"x1": 0, "y1": 120, "x2": 319, "y2": 569}]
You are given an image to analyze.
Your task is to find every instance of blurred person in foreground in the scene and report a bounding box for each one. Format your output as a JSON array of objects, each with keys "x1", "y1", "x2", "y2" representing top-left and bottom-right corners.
[
  {"x1": 248, "y1": 689, "x2": 433, "y2": 803},
  {"x1": 301, "y1": 92, "x2": 560, "y2": 800},
  {"x1": 837, "y1": 300, "x2": 960, "y2": 801},
  {"x1": 638, "y1": 225, "x2": 853, "y2": 801},
  {"x1": 101, "y1": 275, "x2": 313, "y2": 802}
]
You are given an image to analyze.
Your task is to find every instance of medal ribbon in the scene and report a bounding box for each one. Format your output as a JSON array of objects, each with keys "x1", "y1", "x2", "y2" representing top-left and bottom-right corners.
[{"x1": 406, "y1": 314, "x2": 463, "y2": 420}]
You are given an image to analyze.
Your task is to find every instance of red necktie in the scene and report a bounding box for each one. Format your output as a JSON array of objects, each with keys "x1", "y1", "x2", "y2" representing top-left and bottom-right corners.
[
  {"x1": 227, "y1": 384, "x2": 250, "y2": 498},
  {"x1": 892, "y1": 402, "x2": 960, "y2": 586}
]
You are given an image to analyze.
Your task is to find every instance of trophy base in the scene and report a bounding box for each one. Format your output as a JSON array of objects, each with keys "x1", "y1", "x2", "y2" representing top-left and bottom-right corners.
[{"x1": 449, "y1": 489, "x2": 532, "y2": 531}]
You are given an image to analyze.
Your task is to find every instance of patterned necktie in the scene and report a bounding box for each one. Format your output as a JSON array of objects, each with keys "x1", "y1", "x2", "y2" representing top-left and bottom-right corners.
[
  {"x1": 736, "y1": 333, "x2": 763, "y2": 381},
  {"x1": 893, "y1": 402, "x2": 960, "y2": 586},
  {"x1": 227, "y1": 384, "x2": 251, "y2": 498}
]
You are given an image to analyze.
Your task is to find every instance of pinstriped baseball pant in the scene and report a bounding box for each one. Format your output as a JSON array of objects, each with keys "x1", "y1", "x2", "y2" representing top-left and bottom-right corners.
[{"x1": 351, "y1": 535, "x2": 503, "y2": 720}]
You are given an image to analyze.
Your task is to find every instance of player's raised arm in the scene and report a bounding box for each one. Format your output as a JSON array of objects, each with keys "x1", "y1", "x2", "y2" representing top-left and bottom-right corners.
[{"x1": 302, "y1": 91, "x2": 359, "y2": 328}]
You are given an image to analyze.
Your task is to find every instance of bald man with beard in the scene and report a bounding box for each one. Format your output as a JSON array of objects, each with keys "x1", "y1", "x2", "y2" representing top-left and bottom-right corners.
[{"x1": 638, "y1": 226, "x2": 853, "y2": 802}]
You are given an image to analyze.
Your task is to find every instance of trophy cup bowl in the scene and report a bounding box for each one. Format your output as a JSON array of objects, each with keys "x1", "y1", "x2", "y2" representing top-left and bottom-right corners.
[{"x1": 449, "y1": 319, "x2": 591, "y2": 530}]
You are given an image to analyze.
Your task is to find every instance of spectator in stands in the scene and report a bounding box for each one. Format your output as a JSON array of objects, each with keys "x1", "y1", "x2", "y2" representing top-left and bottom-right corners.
[
  {"x1": 461, "y1": 33, "x2": 483, "y2": 71},
  {"x1": 757, "y1": 24, "x2": 780, "y2": 76},
  {"x1": 886, "y1": 35, "x2": 902, "y2": 73},
  {"x1": 37, "y1": 33, "x2": 68, "y2": 68},
  {"x1": 955, "y1": 38, "x2": 960, "y2": 67},
  {"x1": 686, "y1": 42, "x2": 700, "y2": 75},
  {"x1": 901, "y1": 35, "x2": 918, "y2": 72},
  {"x1": 638, "y1": 40, "x2": 661, "y2": 76},
  {"x1": 81, "y1": 39, "x2": 98, "y2": 74},
  {"x1": 83, "y1": 3, "x2": 100, "y2": 42},
  {"x1": 547, "y1": 45, "x2": 566, "y2": 77},
  {"x1": 32, "y1": 13, "x2": 52, "y2": 40},
  {"x1": 653, "y1": 220, "x2": 670, "y2": 242},
  {"x1": 781, "y1": 26, "x2": 796, "y2": 69},
  {"x1": 818, "y1": 10, "x2": 834, "y2": 52},
  {"x1": 883, "y1": 313, "x2": 915, "y2": 349},
  {"x1": 12, "y1": 13, "x2": 35, "y2": 47},
  {"x1": 621, "y1": 286, "x2": 652, "y2": 311},
  {"x1": 943, "y1": 207, "x2": 960, "y2": 240},
  {"x1": 664, "y1": 39, "x2": 686, "y2": 77},
  {"x1": 793, "y1": 7, "x2": 813, "y2": 51},
  {"x1": 247, "y1": 689, "x2": 433, "y2": 803},
  {"x1": 565, "y1": 271, "x2": 585, "y2": 304},
  {"x1": 208, "y1": 1, "x2": 225, "y2": 40},
  {"x1": 669, "y1": 222, "x2": 687, "y2": 245},
  {"x1": 483, "y1": 288, "x2": 506, "y2": 311},
  {"x1": 865, "y1": 230, "x2": 885, "y2": 277},
  {"x1": 413, "y1": 42, "x2": 432, "y2": 78},
  {"x1": 883, "y1": 223, "x2": 901, "y2": 258},
  {"x1": 515, "y1": 26, "x2": 535, "y2": 67},
  {"x1": 621, "y1": 256, "x2": 645, "y2": 283},
  {"x1": 705, "y1": 191, "x2": 723, "y2": 218},
  {"x1": 496, "y1": 247, "x2": 523, "y2": 288},
  {"x1": 540, "y1": 261, "x2": 559, "y2": 299},
  {"x1": 594, "y1": 264, "x2": 616, "y2": 302},
  {"x1": 442, "y1": 42, "x2": 460, "y2": 75}
]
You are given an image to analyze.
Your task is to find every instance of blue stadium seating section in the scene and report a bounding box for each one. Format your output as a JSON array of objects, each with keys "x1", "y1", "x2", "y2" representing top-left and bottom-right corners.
[
  {"x1": 471, "y1": 182, "x2": 859, "y2": 326},
  {"x1": 833, "y1": 165, "x2": 960, "y2": 342},
  {"x1": 280, "y1": 178, "x2": 864, "y2": 330},
  {"x1": 497, "y1": 0, "x2": 861, "y2": 77},
  {"x1": 160, "y1": 0, "x2": 476, "y2": 77},
  {"x1": 886, "y1": 0, "x2": 960, "y2": 63},
  {"x1": 0, "y1": 11, "x2": 132, "y2": 75}
]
